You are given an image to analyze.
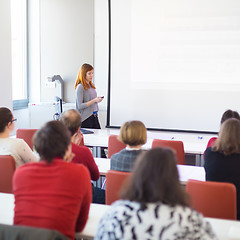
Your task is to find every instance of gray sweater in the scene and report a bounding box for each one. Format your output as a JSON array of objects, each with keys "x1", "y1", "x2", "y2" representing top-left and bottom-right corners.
[{"x1": 76, "y1": 84, "x2": 98, "y2": 122}]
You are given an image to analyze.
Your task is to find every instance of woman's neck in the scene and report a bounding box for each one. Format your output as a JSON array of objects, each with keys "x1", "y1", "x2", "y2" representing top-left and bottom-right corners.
[
  {"x1": 126, "y1": 145, "x2": 142, "y2": 150},
  {"x1": 0, "y1": 131, "x2": 10, "y2": 138}
]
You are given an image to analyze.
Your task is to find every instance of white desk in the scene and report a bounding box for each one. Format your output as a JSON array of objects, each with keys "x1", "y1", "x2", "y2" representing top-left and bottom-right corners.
[
  {"x1": 77, "y1": 204, "x2": 240, "y2": 240},
  {"x1": 83, "y1": 128, "x2": 216, "y2": 165},
  {"x1": 94, "y1": 157, "x2": 206, "y2": 184},
  {"x1": 1, "y1": 193, "x2": 240, "y2": 240}
]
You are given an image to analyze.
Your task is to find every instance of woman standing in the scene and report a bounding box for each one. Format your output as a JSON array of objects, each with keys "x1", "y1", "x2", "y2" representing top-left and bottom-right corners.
[
  {"x1": 75, "y1": 63, "x2": 103, "y2": 129},
  {"x1": 96, "y1": 148, "x2": 217, "y2": 240},
  {"x1": 204, "y1": 118, "x2": 240, "y2": 220}
]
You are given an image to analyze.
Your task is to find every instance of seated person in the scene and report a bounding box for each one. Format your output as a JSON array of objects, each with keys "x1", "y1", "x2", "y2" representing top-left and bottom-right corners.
[
  {"x1": 206, "y1": 109, "x2": 240, "y2": 148},
  {"x1": 13, "y1": 121, "x2": 92, "y2": 240},
  {"x1": 0, "y1": 107, "x2": 38, "y2": 168},
  {"x1": 111, "y1": 121, "x2": 147, "y2": 172},
  {"x1": 96, "y1": 148, "x2": 217, "y2": 240},
  {"x1": 59, "y1": 109, "x2": 105, "y2": 204},
  {"x1": 204, "y1": 118, "x2": 240, "y2": 220}
]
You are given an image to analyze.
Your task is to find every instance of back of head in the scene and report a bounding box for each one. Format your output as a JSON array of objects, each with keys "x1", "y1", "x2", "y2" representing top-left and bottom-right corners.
[
  {"x1": 33, "y1": 120, "x2": 71, "y2": 163},
  {"x1": 220, "y1": 109, "x2": 240, "y2": 125},
  {"x1": 0, "y1": 107, "x2": 13, "y2": 133},
  {"x1": 213, "y1": 118, "x2": 240, "y2": 155},
  {"x1": 121, "y1": 148, "x2": 189, "y2": 207},
  {"x1": 59, "y1": 109, "x2": 81, "y2": 136},
  {"x1": 74, "y1": 63, "x2": 95, "y2": 90},
  {"x1": 118, "y1": 121, "x2": 147, "y2": 146}
]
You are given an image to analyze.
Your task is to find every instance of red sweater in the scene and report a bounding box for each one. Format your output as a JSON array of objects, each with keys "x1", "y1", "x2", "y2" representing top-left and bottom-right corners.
[
  {"x1": 13, "y1": 158, "x2": 92, "y2": 240},
  {"x1": 71, "y1": 143, "x2": 100, "y2": 181}
]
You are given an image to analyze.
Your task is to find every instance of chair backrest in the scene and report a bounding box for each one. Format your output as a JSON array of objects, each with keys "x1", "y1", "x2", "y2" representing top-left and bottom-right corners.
[
  {"x1": 16, "y1": 128, "x2": 38, "y2": 150},
  {"x1": 106, "y1": 170, "x2": 131, "y2": 205},
  {"x1": 186, "y1": 179, "x2": 237, "y2": 220},
  {"x1": 152, "y1": 139, "x2": 185, "y2": 165},
  {"x1": 108, "y1": 135, "x2": 126, "y2": 158},
  {"x1": 0, "y1": 156, "x2": 16, "y2": 193}
]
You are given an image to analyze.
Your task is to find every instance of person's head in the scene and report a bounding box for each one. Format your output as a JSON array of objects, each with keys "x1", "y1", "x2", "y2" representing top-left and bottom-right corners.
[
  {"x1": 0, "y1": 107, "x2": 16, "y2": 134},
  {"x1": 118, "y1": 121, "x2": 147, "y2": 147},
  {"x1": 59, "y1": 109, "x2": 82, "y2": 136},
  {"x1": 220, "y1": 109, "x2": 240, "y2": 125},
  {"x1": 74, "y1": 63, "x2": 96, "y2": 90},
  {"x1": 33, "y1": 120, "x2": 71, "y2": 163},
  {"x1": 121, "y1": 148, "x2": 189, "y2": 207},
  {"x1": 213, "y1": 118, "x2": 240, "y2": 155}
]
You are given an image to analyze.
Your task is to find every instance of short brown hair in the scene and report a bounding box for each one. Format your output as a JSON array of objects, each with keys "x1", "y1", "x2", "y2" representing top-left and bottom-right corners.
[
  {"x1": 121, "y1": 148, "x2": 189, "y2": 207},
  {"x1": 33, "y1": 121, "x2": 71, "y2": 163},
  {"x1": 59, "y1": 109, "x2": 82, "y2": 136},
  {"x1": 118, "y1": 121, "x2": 147, "y2": 146},
  {"x1": 213, "y1": 118, "x2": 240, "y2": 155},
  {"x1": 0, "y1": 107, "x2": 13, "y2": 133},
  {"x1": 220, "y1": 109, "x2": 240, "y2": 125}
]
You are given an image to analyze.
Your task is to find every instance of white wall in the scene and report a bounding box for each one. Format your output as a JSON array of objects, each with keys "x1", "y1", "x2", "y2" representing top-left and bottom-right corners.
[
  {"x1": 0, "y1": 0, "x2": 12, "y2": 109},
  {"x1": 39, "y1": 0, "x2": 94, "y2": 103}
]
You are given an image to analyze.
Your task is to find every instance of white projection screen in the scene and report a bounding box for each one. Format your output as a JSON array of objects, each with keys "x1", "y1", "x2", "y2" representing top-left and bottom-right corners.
[{"x1": 107, "y1": 0, "x2": 240, "y2": 133}]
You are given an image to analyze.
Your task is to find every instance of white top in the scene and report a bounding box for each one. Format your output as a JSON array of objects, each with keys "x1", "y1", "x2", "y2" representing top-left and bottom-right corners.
[
  {"x1": 95, "y1": 200, "x2": 217, "y2": 240},
  {"x1": 0, "y1": 138, "x2": 38, "y2": 168}
]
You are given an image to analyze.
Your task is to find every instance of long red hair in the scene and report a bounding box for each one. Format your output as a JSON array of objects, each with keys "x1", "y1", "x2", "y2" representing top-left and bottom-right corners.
[{"x1": 74, "y1": 63, "x2": 96, "y2": 90}]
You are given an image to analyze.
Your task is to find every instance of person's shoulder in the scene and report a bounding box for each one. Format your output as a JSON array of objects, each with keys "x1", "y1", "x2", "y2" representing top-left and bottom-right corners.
[
  {"x1": 76, "y1": 83, "x2": 84, "y2": 91},
  {"x1": 67, "y1": 161, "x2": 90, "y2": 175},
  {"x1": 72, "y1": 143, "x2": 91, "y2": 154}
]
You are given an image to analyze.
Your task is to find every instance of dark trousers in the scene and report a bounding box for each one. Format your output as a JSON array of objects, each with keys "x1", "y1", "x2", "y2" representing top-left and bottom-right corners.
[
  {"x1": 92, "y1": 185, "x2": 105, "y2": 204},
  {"x1": 82, "y1": 115, "x2": 101, "y2": 129}
]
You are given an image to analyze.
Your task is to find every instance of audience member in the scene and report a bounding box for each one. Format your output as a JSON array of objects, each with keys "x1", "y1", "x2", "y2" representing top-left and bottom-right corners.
[
  {"x1": 59, "y1": 109, "x2": 105, "y2": 204},
  {"x1": 111, "y1": 121, "x2": 147, "y2": 172},
  {"x1": 204, "y1": 118, "x2": 240, "y2": 220},
  {"x1": 0, "y1": 107, "x2": 38, "y2": 168},
  {"x1": 13, "y1": 121, "x2": 92, "y2": 240},
  {"x1": 206, "y1": 109, "x2": 240, "y2": 148},
  {"x1": 96, "y1": 148, "x2": 217, "y2": 239}
]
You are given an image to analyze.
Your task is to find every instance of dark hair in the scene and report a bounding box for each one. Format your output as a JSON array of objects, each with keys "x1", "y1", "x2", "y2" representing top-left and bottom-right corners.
[
  {"x1": 220, "y1": 109, "x2": 240, "y2": 125},
  {"x1": 0, "y1": 107, "x2": 13, "y2": 133},
  {"x1": 59, "y1": 109, "x2": 82, "y2": 136},
  {"x1": 33, "y1": 121, "x2": 71, "y2": 163},
  {"x1": 121, "y1": 148, "x2": 189, "y2": 207}
]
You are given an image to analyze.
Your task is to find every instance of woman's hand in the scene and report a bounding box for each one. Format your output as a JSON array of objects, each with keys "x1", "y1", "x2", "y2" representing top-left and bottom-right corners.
[{"x1": 94, "y1": 97, "x2": 104, "y2": 103}]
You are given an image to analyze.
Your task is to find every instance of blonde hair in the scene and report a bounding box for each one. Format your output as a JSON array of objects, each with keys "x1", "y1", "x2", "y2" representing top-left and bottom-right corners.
[
  {"x1": 74, "y1": 63, "x2": 96, "y2": 90},
  {"x1": 213, "y1": 118, "x2": 240, "y2": 155},
  {"x1": 118, "y1": 121, "x2": 147, "y2": 146}
]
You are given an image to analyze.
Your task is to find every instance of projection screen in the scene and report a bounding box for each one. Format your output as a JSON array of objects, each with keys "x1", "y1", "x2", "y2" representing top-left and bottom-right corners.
[{"x1": 107, "y1": 0, "x2": 240, "y2": 133}]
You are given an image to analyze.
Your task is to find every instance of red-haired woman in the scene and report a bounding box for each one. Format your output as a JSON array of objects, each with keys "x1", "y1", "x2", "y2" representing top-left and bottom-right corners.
[{"x1": 75, "y1": 63, "x2": 103, "y2": 129}]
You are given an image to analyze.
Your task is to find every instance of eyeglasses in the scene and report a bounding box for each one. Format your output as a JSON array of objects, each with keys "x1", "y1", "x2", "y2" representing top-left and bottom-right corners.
[{"x1": 10, "y1": 118, "x2": 17, "y2": 123}]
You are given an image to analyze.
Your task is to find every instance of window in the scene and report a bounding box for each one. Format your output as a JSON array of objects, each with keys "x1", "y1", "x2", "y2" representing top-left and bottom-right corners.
[{"x1": 11, "y1": 0, "x2": 28, "y2": 109}]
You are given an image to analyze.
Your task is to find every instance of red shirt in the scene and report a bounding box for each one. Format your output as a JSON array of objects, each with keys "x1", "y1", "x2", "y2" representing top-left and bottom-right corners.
[
  {"x1": 13, "y1": 158, "x2": 92, "y2": 240},
  {"x1": 71, "y1": 143, "x2": 100, "y2": 181}
]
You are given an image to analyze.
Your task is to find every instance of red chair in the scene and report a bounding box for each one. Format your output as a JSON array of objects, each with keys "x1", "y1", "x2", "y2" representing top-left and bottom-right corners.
[
  {"x1": 108, "y1": 135, "x2": 126, "y2": 158},
  {"x1": 16, "y1": 128, "x2": 38, "y2": 150},
  {"x1": 106, "y1": 170, "x2": 131, "y2": 205},
  {"x1": 186, "y1": 179, "x2": 237, "y2": 220},
  {"x1": 152, "y1": 139, "x2": 185, "y2": 165},
  {"x1": 0, "y1": 155, "x2": 16, "y2": 193}
]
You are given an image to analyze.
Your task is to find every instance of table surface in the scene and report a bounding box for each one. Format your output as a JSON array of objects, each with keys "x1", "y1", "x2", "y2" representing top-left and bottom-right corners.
[
  {"x1": 1, "y1": 193, "x2": 240, "y2": 240},
  {"x1": 83, "y1": 128, "x2": 217, "y2": 155},
  {"x1": 94, "y1": 157, "x2": 206, "y2": 183}
]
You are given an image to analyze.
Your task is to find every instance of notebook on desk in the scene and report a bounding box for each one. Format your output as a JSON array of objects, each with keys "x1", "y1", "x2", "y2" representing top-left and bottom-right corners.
[{"x1": 80, "y1": 128, "x2": 94, "y2": 134}]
